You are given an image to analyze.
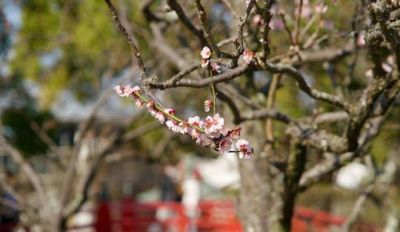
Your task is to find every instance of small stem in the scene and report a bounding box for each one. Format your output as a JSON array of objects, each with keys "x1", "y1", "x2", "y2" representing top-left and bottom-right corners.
[
  {"x1": 266, "y1": 74, "x2": 280, "y2": 142},
  {"x1": 295, "y1": 0, "x2": 303, "y2": 45},
  {"x1": 208, "y1": 68, "x2": 217, "y2": 115}
]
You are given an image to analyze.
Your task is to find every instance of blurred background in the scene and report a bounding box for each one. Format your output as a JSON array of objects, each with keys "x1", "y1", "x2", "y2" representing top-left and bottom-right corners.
[{"x1": 0, "y1": 0, "x2": 399, "y2": 231}]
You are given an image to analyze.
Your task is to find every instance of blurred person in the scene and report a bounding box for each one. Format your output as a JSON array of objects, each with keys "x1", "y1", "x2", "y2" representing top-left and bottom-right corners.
[
  {"x1": 182, "y1": 170, "x2": 201, "y2": 232},
  {"x1": 160, "y1": 164, "x2": 183, "y2": 202}
]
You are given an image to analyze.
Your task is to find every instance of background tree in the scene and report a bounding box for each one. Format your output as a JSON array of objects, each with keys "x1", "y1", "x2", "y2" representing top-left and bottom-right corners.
[{"x1": 1, "y1": 0, "x2": 400, "y2": 231}]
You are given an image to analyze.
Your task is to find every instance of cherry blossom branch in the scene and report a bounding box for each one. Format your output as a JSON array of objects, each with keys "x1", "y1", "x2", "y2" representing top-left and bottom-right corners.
[{"x1": 114, "y1": 85, "x2": 254, "y2": 158}]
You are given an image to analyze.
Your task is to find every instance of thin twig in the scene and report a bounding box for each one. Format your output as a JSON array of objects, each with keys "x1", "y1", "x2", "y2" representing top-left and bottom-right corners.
[
  {"x1": 104, "y1": 0, "x2": 148, "y2": 78},
  {"x1": 341, "y1": 183, "x2": 375, "y2": 232}
]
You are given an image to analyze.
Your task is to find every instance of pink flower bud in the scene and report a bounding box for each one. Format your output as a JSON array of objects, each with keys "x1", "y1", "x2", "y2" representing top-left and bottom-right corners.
[
  {"x1": 204, "y1": 100, "x2": 213, "y2": 112},
  {"x1": 165, "y1": 108, "x2": 176, "y2": 115},
  {"x1": 201, "y1": 59, "x2": 210, "y2": 68},
  {"x1": 200, "y1": 46, "x2": 211, "y2": 59},
  {"x1": 243, "y1": 49, "x2": 255, "y2": 64},
  {"x1": 218, "y1": 137, "x2": 233, "y2": 154}
]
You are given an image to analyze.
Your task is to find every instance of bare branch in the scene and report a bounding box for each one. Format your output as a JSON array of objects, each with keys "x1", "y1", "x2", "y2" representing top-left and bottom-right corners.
[
  {"x1": 149, "y1": 64, "x2": 249, "y2": 89},
  {"x1": 264, "y1": 61, "x2": 351, "y2": 111},
  {"x1": 0, "y1": 129, "x2": 47, "y2": 214},
  {"x1": 341, "y1": 183, "x2": 375, "y2": 232},
  {"x1": 104, "y1": 0, "x2": 148, "y2": 77}
]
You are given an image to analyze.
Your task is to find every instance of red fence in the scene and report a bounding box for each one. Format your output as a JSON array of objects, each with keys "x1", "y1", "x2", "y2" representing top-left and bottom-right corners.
[{"x1": 68, "y1": 200, "x2": 378, "y2": 232}]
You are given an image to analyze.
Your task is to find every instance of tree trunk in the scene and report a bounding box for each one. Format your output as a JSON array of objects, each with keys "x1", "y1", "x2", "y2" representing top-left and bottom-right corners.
[{"x1": 238, "y1": 156, "x2": 285, "y2": 232}]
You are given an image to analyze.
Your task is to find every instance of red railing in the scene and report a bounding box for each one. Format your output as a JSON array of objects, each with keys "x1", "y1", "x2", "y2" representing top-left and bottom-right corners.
[
  {"x1": 67, "y1": 200, "x2": 378, "y2": 232},
  {"x1": 0, "y1": 222, "x2": 17, "y2": 232}
]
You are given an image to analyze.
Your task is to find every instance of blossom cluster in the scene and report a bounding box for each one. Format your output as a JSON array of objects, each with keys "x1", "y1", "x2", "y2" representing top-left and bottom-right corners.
[{"x1": 114, "y1": 84, "x2": 254, "y2": 159}]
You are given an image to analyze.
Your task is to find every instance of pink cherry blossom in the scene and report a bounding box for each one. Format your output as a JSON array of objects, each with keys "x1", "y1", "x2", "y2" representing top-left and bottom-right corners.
[
  {"x1": 114, "y1": 84, "x2": 134, "y2": 97},
  {"x1": 204, "y1": 100, "x2": 212, "y2": 112},
  {"x1": 134, "y1": 99, "x2": 144, "y2": 108},
  {"x1": 227, "y1": 128, "x2": 241, "y2": 140},
  {"x1": 146, "y1": 101, "x2": 159, "y2": 119},
  {"x1": 252, "y1": 14, "x2": 263, "y2": 26},
  {"x1": 243, "y1": 49, "x2": 255, "y2": 64},
  {"x1": 146, "y1": 100, "x2": 155, "y2": 109},
  {"x1": 204, "y1": 113, "x2": 224, "y2": 137},
  {"x1": 200, "y1": 46, "x2": 211, "y2": 59},
  {"x1": 357, "y1": 34, "x2": 366, "y2": 46},
  {"x1": 190, "y1": 129, "x2": 201, "y2": 143},
  {"x1": 210, "y1": 62, "x2": 222, "y2": 73},
  {"x1": 155, "y1": 112, "x2": 166, "y2": 124},
  {"x1": 269, "y1": 18, "x2": 284, "y2": 30},
  {"x1": 114, "y1": 83, "x2": 255, "y2": 159},
  {"x1": 188, "y1": 116, "x2": 204, "y2": 128},
  {"x1": 166, "y1": 120, "x2": 180, "y2": 133},
  {"x1": 131, "y1": 85, "x2": 141, "y2": 93},
  {"x1": 178, "y1": 122, "x2": 190, "y2": 134},
  {"x1": 235, "y1": 139, "x2": 253, "y2": 159},
  {"x1": 218, "y1": 137, "x2": 233, "y2": 154}
]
